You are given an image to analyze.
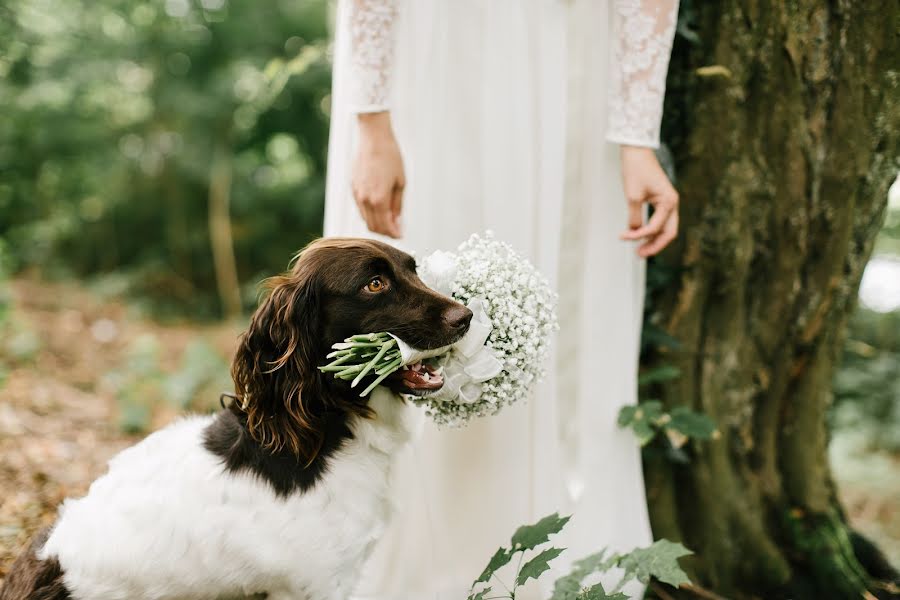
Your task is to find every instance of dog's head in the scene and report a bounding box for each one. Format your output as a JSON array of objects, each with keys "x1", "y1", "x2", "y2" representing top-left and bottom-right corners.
[{"x1": 231, "y1": 237, "x2": 472, "y2": 462}]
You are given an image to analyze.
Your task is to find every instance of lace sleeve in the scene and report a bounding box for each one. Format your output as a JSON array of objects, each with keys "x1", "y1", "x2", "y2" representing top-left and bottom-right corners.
[
  {"x1": 606, "y1": 0, "x2": 680, "y2": 148},
  {"x1": 346, "y1": 0, "x2": 398, "y2": 113}
]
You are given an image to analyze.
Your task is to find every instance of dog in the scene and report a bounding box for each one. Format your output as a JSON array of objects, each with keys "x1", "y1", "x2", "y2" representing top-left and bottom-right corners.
[{"x1": 0, "y1": 238, "x2": 473, "y2": 600}]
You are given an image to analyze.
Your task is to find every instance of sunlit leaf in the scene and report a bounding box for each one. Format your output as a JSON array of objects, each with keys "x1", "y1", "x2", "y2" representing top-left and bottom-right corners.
[
  {"x1": 516, "y1": 547, "x2": 564, "y2": 586},
  {"x1": 511, "y1": 513, "x2": 571, "y2": 551},
  {"x1": 468, "y1": 586, "x2": 492, "y2": 600},
  {"x1": 666, "y1": 407, "x2": 716, "y2": 441},
  {"x1": 551, "y1": 550, "x2": 619, "y2": 600},
  {"x1": 475, "y1": 547, "x2": 513, "y2": 584},
  {"x1": 617, "y1": 539, "x2": 692, "y2": 587},
  {"x1": 578, "y1": 583, "x2": 628, "y2": 600}
]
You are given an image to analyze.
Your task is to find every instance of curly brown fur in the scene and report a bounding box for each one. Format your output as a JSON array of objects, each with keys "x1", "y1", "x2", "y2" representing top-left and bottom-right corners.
[{"x1": 0, "y1": 528, "x2": 71, "y2": 600}]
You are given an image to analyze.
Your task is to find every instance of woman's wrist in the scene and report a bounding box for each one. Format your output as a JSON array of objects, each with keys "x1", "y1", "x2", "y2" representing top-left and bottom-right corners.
[
  {"x1": 620, "y1": 144, "x2": 655, "y2": 158},
  {"x1": 357, "y1": 111, "x2": 394, "y2": 141}
]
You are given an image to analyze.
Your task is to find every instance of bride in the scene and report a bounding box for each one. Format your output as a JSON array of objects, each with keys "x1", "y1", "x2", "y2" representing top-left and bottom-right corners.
[{"x1": 325, "y1": 1, "x2": 680, "y2": 598}]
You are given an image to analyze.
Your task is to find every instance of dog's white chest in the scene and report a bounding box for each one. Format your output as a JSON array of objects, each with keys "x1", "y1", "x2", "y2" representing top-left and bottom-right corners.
[{"x1": 40, "y1": 393, "x2": 411, "y2": 600}]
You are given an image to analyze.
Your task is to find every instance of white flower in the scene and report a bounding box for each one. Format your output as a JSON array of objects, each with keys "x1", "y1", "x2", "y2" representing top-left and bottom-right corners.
[
  {"x1": 411, "y1": 233, "x2": 559, "y2": 427},
  {"x1": 417, "y1": 250, "x2": 459, "y2": 296}
]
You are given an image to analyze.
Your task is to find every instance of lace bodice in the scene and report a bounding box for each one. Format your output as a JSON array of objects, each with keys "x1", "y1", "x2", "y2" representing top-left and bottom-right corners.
[{"x1": 346, "y1": 0, "x2": 679, "y2": 148}]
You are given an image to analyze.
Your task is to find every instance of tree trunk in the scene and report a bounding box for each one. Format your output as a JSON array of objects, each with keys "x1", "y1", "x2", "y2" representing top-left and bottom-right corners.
[
  {"x1": 208, "y1": 139, "x2": 243, "y2": 320},
  {"x1": 645, "y1": 1, "x2": 899, "y2": 598}
]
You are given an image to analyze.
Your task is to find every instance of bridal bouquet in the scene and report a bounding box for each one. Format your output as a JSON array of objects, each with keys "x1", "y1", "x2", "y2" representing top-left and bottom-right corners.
[{"x1": 320, "y1": 233, "x2": 558, "y2": 426}]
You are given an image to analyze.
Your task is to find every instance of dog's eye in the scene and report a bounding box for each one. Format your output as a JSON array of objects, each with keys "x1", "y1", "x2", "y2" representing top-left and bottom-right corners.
[{"x1": 365, "y1": 277, "x2": 387, "y2": 293}]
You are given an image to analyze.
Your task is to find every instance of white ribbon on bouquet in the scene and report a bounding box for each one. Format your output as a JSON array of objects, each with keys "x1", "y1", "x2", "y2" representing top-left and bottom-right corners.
[
  {"x1": 389, "y1": 250, "x2": 504, "y2": 405},
  {"x1": 390, "y1": 298, "x2": 504, "y2": 405}
]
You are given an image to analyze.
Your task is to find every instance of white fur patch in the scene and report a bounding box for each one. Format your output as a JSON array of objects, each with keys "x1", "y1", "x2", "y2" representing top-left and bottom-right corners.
[{"x1": 39, "y1": 389, "x2": 413, "y2": 600}]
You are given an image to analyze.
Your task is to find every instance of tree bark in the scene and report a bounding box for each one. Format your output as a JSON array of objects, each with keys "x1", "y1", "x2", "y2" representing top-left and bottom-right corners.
[{"x1": 645, "y1": 1, "x2": 899, "y2": 598}]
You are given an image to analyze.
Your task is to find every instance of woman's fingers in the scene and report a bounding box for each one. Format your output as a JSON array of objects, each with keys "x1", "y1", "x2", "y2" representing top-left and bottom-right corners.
[
  {"x1": 626, "y1": 199, "x2": 643, "y2": 233},
  {"x1": 621, "y1": 199, "x2": 672, "y2": 241},
  {"x1": 638, "y1": 210, "x2": 678, "y2": 257},
  {"x1": 364, "y1": 193, "x2": 395, "y2": 238},
  {"x1": 390, "y1": 184, "x2": 404, "y2": 238},
  {"x1": 351, "y1": 113, "x2": 405, "y2": 239}
]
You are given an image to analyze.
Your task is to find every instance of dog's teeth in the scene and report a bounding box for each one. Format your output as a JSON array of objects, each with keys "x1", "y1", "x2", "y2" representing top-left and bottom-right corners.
[{"x1": 402, "y1": 365, "x2": 409, "y2": 371}]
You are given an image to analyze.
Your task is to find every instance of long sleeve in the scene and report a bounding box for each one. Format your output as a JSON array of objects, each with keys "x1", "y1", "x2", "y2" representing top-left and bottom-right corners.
[
  {"x1": 346, "y1": 0, "x2": 398, "y2": 113},
  {"x1": 606, "y1": 0, "x2": 680, "y2": 148}
]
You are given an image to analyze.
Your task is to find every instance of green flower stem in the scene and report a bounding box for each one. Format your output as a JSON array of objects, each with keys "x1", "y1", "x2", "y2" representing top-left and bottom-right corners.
[
  {"x1": 351, "y1": 333, "x2": 390, "y2": 342},
  {"x1": 352, "y1": 338, "x2": 397, "y2": 388},
  {"x1": 359, "y1": 367, "x2": 396, "y2": 397},
  {"x1": 335, "y1": 364, "x2": 365, "y2": 378},
  {"x1": 320, "y1": 332, "x2": 416, "y2": 397},
  {"x1": 319, "y1": 354, "x2": 354, "y2": 369},
  {"x1": 375, "y1": 356, "x2": 403, "y2": 376}
]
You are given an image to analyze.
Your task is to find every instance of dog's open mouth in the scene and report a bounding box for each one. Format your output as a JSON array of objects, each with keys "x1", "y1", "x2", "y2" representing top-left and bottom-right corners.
[{"x1": 387, "y1": 361, "x2": 444, "y2": 397}]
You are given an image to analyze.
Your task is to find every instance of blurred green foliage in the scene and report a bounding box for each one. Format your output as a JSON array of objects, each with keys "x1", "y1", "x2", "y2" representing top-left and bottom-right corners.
[
  {"x1": 0, "y1": 0, "x2": 331, "y2": 318},
  {"x1": 831, "y1": 199, "x2": 900, "y2": 452},
  {"x1": 102, "y1": 333, "x2": 231, "y2": 433},
  {"x1": 833, "y1": 307, "x2": 900, "y2": 453}
]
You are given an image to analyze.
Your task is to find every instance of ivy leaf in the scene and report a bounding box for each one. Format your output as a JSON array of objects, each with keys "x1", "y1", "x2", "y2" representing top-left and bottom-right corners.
[
  {"x1": 617, "y1": 539, "x2": 692, "y2": 587},
  {"x1": 475, "y1": 547, "x2": 514, "y2": 584},
  {"x1": 632, "y1": 420, "x2": 657, "y2": 446},
  {"x1": 666, "y1": 407, "x2": 717, "y2": 442},
  {"x1": 618, "y1": 403, "x2": 661, "y2": 446},
  {"x1": 638, "y1": 365, "x2": 682, "y2": 387},
  {"x1": 516, "y1": 547, "x2": 565, "y2": 586},
  {"x1": 578, "y1": 583, "x2": 628, "y2": 600},
  {"x1": 617, "y1": 405, "x2": 637, "y2": 427},
  {"x1": 511, "y1": 513, "x2": 571, "y2": 551},
  {"x1": 640, "y1": 400, "x2": 665, "y2": 421},
  {"x1": 468, "y1": 586, "x2": 492, "y2": 600}
]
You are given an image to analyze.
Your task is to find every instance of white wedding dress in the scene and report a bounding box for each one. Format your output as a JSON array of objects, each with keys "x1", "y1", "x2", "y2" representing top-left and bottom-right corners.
[{"x1": 324, "y1": 1, "x2": 679, "y2": 598}]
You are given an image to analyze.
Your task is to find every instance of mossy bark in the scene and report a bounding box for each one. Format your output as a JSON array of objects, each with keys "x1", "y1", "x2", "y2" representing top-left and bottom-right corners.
[{"x1": 646, "y1": 1, "x2": 899, "y2": 598}]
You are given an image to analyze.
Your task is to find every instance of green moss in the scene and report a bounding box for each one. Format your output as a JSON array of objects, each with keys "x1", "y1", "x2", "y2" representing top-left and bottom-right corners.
[{"x1": 782, "y1": 508, "x2": 871, "y2": 599}]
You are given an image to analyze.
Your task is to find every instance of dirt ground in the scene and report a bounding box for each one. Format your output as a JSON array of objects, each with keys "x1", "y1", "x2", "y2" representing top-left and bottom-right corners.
[
  {"x1": 0, "y1": 278, "x2": 241, "y2": 581},
  {"x1": 0, "y1": 277, "x2": 897, "y2": 585}
]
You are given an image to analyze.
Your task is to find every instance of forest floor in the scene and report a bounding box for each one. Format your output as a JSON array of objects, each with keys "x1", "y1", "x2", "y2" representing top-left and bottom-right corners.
[{"x1": 0, "y1": 277, "x2": 898, "y2": 584}]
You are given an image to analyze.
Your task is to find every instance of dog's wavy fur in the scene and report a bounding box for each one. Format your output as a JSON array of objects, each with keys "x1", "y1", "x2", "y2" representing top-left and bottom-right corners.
[{"x1": 232, "y1": 243, "x2": 373, "y2": 464}]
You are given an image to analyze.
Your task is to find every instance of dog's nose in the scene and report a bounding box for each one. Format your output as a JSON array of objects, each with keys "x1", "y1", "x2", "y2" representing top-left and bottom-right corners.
[{"x1": 445, "y1": 305, "x2": 473, "y2": 331}]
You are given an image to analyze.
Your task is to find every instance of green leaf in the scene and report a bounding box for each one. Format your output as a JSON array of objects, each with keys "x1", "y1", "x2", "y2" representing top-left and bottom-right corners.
[
  {"x1": 638, "y1": 365, "x2": 682, "y2": 386},
  {"x1": 617, "y1": 406, "x2": 636, "y2": 427},
  {"x1": 468, "y1": 586, "x2": 492, "y2": 600},
  {"x1": 618, "y1": 403, "x2": 660, "y2": 446},
  {"x1": 666, "y1": 407, "x2": 717, "y2": 441},
  {"x1": 632, "y1": 420, "x2": 657, "y2": 446},
  {"x1": 516, "y1": 547, "x2": 565, "y2": 586},
  {"x1": 578, "y1": 583, "x2": 628, "y2": 600},
  {"x1": 551, "y1": 550, "x2": 618, "y2": 600},
  {"x1": 511, "y1": 513, "x2": 571, "y2": 551},
  {"x1": 617, "y1": 539, "x2": 692, "y2": 587},
  {"x1": 640, "y1": 400, "x2": 665, "y2": 420},
  {"x1": 475, "y1": 547, "x2": 514, "y2": 584}
]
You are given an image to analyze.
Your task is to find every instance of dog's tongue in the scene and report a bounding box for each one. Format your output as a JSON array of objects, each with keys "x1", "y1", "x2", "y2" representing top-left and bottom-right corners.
[{"x1": 398, "y1": 362, "x2": 444, "y2": 391}]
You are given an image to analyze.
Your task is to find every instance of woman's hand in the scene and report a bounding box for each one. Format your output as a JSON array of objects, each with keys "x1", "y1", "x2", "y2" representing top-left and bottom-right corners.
[
  {"x1": 352, "y1": 112, "x2": 405, "y2": 239},
  {"x1": 619, "y1": 145, "x2": 679, "y2": 257}
]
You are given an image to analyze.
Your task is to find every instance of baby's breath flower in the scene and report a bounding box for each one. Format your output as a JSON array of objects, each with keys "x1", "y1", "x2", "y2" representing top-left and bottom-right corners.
[{"x1": 415, "y1": 232, "x2": 559, "y2": 427}]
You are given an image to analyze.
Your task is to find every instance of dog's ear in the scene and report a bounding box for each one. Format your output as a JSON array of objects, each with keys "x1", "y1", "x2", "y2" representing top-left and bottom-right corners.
[{"x1": 231, "y1": 270, "x2": 325, "y2": 463}]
